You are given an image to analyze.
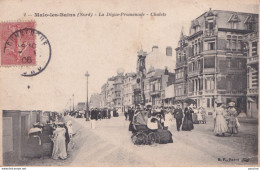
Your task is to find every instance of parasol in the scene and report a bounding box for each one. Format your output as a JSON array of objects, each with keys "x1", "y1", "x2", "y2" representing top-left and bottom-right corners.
[{"x1": 183, "y1": 98, "x2": 196, "y2": 105}]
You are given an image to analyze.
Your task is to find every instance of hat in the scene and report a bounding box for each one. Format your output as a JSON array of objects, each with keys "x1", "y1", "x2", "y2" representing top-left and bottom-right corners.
[
  {"x1": 228, "y1": 102, "x2": 235, "y2": 107},
  {"x1": 28, "y1": 127, "x2": 42, "y2": 135},
  {"x1": 215, "y1": 99, "x2": 223, "y2": 104}
]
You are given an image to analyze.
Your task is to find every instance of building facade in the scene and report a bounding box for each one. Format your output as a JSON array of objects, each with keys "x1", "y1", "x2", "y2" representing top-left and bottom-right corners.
[
  {"x1": 176, "y1": 9, "x2": 258, "y2": 114},
  {"x1": 175, "y1": 30, "x2": 189, "y2": 107},
  {"x1": 122, "y1": 72, "x2": 137, "y2": 110},
  {"x1": 244, "y1": 29, "x2": 258, "y2": 118},
  {"x1": 89, "y1": 93, "x2": 102, "y2": 108}
]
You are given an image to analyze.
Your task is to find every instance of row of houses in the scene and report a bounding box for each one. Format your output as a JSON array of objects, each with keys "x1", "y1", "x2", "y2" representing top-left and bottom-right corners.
[
  {"x1": 97, "y1": 9, "x2": 258, "y2": 118},
  {"x1": 99, "y1": 66, "x2": 175, "y2": 112}
]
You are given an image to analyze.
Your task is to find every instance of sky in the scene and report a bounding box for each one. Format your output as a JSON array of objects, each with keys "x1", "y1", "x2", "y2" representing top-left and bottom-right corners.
[{"x1": 0, "y1": 0, "x2": 258, "y2": 111}]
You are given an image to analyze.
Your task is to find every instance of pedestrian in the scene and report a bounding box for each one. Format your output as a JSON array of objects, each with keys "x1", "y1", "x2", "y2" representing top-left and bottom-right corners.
[
  {"x1": 199, "y1": 107, "x2": 207, "y2": 124},
  {"x1": 197, "y1": 107, "x2": 203, "y2": 124},
  {"x1": 51, "y1": 124, "x2": 67, "y2": 160},
  {"x1": 192, "y1": 105, "x2": 199, "y2": 124},
  {"x1": 124, "y1": 107, "x2": 129, "y2": 120},
  {"x1": 226, "y1": 102, "x2": 239, "y2": 136},
  {"x1": 129, "y1": 107, "x2": 134, "y2": 122},
  {"x1": 182, "y1": 103, "x2": 194, "y2": 131},
  {"x1": 90, "y1": 109, "x2": 96, "y2": 129},
  {"x1": 164, "y1": 108, "x2": 173, "y2": 130},
  {"x1": 63, "y1": 123, "x2": 70, "y2": 152},
  {"x1": 214, "y1": 100, "x2": 228, "y2": 136},
  {"x1": 173, "y1": 104, "x2": 183, "y2": 131}
]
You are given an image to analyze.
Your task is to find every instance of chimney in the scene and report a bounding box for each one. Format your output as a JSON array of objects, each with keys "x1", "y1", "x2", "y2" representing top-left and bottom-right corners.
[{"x1": 166, "y1": 46, "x2": 172, "y2": 56}]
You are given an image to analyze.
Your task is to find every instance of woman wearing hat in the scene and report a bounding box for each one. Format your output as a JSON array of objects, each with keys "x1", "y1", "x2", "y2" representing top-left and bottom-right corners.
[
  {"x1": 182, "y1": 103, "x2": 194, "y2": 131},
  {"x1": 214, "y1": 100, "x2": 228, "y2": 136},
  {"x1": 227, "y1": 102, "x2": 238, "y2": 136}
]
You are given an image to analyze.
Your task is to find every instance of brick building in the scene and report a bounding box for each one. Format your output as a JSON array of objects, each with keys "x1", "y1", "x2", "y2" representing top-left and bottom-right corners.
[
  {"x1": 244, "y1": 30, "x2": 258, "y2": 118},
  {"x1": 175, "y1": 9, "x2": 258, "y2": 114}
]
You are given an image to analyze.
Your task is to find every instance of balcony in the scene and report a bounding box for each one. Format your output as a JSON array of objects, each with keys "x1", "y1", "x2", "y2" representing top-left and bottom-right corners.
[
  {"x1": 188, "y1": 90, "x2": 203, "y2": 97},
  {"x1": 203, "y1": 68, "x2": 215, "y2": 74},
  {"x1": 176, "y1": 61, "x2": 187, "y2": 68},
  {"x1": 150, "y1": 90, "x2": 160, "y2": 96},
  {"x1": 247, "y1": 55, "x2": 259, "y2": 65},
  {"x1": 247, "y1": 87, "x2": 258, "y2": 96},
  {"x1": 204, "y1": 89, "x2": 215, "y2": 94},
  {"x1": 188, "y1": 70, "x2": 201, "y2": 77},
  {"x1": 217, "y1": 89, "x2": 245, "y2": 95},
  {"x1": 204, "y1": 29, "x2": 217, "y2": 37}
]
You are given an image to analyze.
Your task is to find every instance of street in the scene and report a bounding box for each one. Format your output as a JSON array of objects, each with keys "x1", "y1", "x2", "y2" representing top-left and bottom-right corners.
[{"x1": 19, "y1": 114, "x2": 258, "y2": 166}]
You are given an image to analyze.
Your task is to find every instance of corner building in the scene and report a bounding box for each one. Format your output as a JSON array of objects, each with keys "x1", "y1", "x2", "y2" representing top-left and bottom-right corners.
[{"x1": 176, "y1": 9, "x2": 258, "y2": 114}]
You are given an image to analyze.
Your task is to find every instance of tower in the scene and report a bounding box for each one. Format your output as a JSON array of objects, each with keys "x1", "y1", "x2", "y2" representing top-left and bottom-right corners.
[{"x1": 135, "y1": 48, "x2": 147, "y2": 109}]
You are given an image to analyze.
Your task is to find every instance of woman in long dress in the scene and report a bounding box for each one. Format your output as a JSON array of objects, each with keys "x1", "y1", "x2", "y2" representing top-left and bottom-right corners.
[
  {"x1": 51, "y1": 126, "x2": 67, "y2": 160},
  {"x1": 182, "y1": 104, "x2": 194, "y2": 131},
  {"x1": 193, "y1": 106, "x2": 199, "y2": 124},
  {"x1": 227, "y1": 102, "x2": 238, "y2": 136},
  {"x1": 214, "y1": 102, "x2": 228, "y2": 136}
]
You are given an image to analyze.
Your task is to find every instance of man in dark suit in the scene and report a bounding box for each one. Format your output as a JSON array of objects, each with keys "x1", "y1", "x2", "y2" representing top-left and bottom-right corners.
[{"x1": 173, "y1": 104, "x2": 183, "y2": 131}]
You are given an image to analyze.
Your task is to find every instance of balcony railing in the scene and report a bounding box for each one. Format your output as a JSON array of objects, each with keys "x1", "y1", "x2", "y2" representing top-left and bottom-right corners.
[
  {"x1": 203, "y1": 68, "x2": 215, "y2": 74},
  {"x1": 188, "y1": 70, "x2": 201, "y2": 77},
  {"x1": 247, "y1": 87, "x2": 258, "y2": 95},
  {"x1": 204, "y1": 29, "x2": 217, "y2": 37},
  {"x1": 247, "y1": 55, "x2": 259, "y2": 65},
  {"x1": 150, "y1": 90, "x2": 160, "y2": 96}
]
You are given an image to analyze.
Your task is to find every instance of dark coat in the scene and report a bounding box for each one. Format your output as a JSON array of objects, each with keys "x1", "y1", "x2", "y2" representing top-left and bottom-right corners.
[{"x1": 173, "y1": 108, "x2": 183, "y2": 119}]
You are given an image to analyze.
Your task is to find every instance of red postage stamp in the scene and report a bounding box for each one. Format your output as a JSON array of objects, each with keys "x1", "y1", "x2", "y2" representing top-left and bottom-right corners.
[{"x1": 0, "y1": 22, "x2": 36, "y2": 66}]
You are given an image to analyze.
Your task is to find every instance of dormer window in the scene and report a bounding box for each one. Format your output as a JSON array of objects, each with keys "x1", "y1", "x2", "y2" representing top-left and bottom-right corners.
[
  {"x1": 244, "y1": 15, "x2": 257, "y2": 31},
  {"x1": 228, "y1": 13, "x2": 241, "y2": 29},
  {"x1": 231, "y1": 22, "x2": 238, "y2": 29},
  {"x1": 208, "y1": 20, "x2": 214, "y2": 30}
]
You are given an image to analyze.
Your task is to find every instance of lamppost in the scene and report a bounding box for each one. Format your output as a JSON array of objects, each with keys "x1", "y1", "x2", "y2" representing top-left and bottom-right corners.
[
  {"x1": 72, "y1": 94, "x2": 74, "y2": 112},
  {"x1": 85, "y1": 71, "x2": 90, "y2": 121}
]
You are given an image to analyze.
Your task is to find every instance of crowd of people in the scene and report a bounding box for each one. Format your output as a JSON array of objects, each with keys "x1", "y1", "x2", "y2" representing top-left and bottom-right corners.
[
  {"x1": 26, "y1": 113, "x2": 74, "y2": 160},
  {"x1": 125, "y1": 99, "x2": 240, "y2": 139},
  {"x1": 89, "y1": 108, "x2": 120, "y2": 129},
  {"x1": 125, "y1": 103, "x2": 206, "y2": 134}
]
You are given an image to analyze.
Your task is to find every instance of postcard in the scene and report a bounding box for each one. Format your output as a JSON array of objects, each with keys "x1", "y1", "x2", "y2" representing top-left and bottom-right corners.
[{"x1": 0, "y1": 0, "x2": 259, "y2": 167}]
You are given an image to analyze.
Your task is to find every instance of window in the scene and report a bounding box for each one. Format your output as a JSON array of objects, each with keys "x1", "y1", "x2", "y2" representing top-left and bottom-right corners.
[
  {"x1": 204, "y1": 56, "x2": 215, "y2": 68},
  {"x1": 231, "y1": 22, "x2": 238, "y2": 29},
  {"x1": 195, "y1": 44, "x2": 197, "y2": 55},
  {"x1": 227, "y1": 35, "x2": 244, "y2": 51},
  {"x1": 210, "y1": 78, "x2": 215, "y2": 90},
  {"x1": 226, "y1": 59, "x2": 231, "y2": 68},
  {"x1": 207, "y1": 79, "x2": 211, "y2": 90},
  {"x1": 211, "y1": 98, "x2": 215, "y2": 108},
  {"x1": 208, "y1": 21, "x2": 214, "y2": 30},
  {"x1": 252, "y1": 41, "x2": 258, "y2": 56},
  {"x1": 208, "y1": 42, "x2": 215, "y2": 50},
  {"x1": 191, "y1": 45, "x2": 194, "y2": 56},
  {"x1": 207, "y1": 98, "x2": 210, "y2": 108},
  {"x1": 248, "y1": 23, "x2": 256, "y2": 31},
  {"x1": 198, "y1": 42, "x2": 201, "y2": 53},
  {"x1": 227, "y1": 79, "x2": 232, "y2": 90},
  {"x1": 205, "y1": 79, "x2": 208, "y2": 90},
  {"x1": 232, "y1": 40, "x2": 236, "y2": 50}
]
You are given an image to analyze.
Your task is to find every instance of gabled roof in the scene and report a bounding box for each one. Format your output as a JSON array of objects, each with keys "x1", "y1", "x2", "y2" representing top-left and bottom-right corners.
[
  {"x1": 244, "y1": 15, "x2": 258, "y2": 24},
  {"x1": 228, "y1": 13, "x2": 241, "y2": 22}
]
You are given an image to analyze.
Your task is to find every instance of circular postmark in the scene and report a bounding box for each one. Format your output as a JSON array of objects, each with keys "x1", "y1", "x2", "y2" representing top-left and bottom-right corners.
[{"x1": 3, "y1": 28, "x2": 51, "y2": 77}]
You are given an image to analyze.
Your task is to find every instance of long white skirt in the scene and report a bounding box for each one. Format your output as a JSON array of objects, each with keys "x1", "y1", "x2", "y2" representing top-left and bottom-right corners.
[{"x1": 214, "y1": 114, "x2": 228, "y2": 134}]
